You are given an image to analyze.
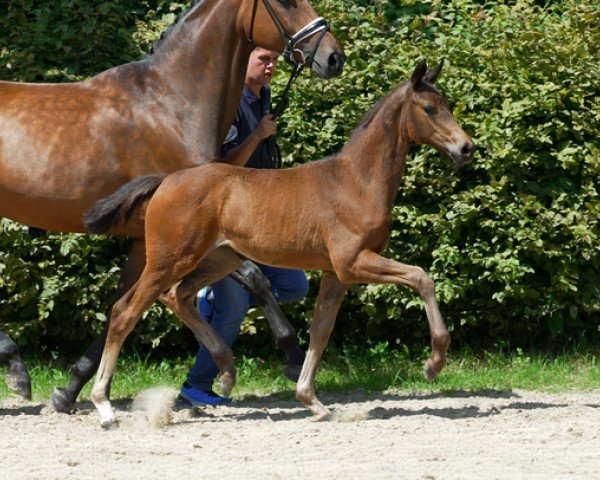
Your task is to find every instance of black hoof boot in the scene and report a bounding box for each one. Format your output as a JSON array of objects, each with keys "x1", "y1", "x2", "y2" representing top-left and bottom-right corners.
[
  {"x1": 281, "y1": 346, "x2": 305, "y2": 382},
  {"x1": 51, "y1": 387, "x2": 75, "y2": 413},
  {"x1": 282, "y1": 363, "x2": 302, "y2": 382},
  {"x1": 6, "y1": 372, "x2": 32, "y2": 400}
]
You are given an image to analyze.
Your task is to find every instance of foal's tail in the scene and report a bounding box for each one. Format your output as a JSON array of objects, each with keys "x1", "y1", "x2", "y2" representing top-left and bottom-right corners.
[{"x1": 84, "y1": 174, "x2": 167, "y2": 234}]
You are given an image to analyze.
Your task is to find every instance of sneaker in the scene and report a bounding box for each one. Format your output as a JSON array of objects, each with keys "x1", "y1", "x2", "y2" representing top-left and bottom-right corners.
[
  {"x1": 179, "y1": 383, "x2": 232, "y2": 406},
  {"x1": 173, "y1": 394, "x2": 193, "y2": 411}
]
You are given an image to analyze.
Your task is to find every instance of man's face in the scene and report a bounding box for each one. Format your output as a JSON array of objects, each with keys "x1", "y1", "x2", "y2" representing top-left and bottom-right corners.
[{"x1": 246, "y1": 48, "x2": 279, "y2": 86}]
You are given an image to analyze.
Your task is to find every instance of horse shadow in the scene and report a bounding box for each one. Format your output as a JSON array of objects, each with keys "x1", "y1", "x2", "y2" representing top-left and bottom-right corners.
[
  {"x1": 173, "y1": 388, "x2": 572, "y2": 423},
  {"x1": 0, "y1": 398, "x2": 131, "y2": 418},
  {"x1": 0, "y1": 403, "x2": 46, "y2": 416},
  {"x1": 0, "y1": 389, "x2": 577, "y2": 423}
]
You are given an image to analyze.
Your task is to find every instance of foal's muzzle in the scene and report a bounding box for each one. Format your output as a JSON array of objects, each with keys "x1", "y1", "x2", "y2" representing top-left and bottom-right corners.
[{"x1": 451, "y1": 141, "x2": 476, "y2": 167}]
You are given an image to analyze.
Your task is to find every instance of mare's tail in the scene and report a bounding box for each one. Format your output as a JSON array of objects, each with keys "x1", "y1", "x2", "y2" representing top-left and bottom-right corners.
[{"x1": 84, "y1": 174, "x2": 167, "y2": 234}]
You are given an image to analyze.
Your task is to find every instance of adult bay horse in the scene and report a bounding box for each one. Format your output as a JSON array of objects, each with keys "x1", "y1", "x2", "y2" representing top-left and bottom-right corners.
[
  {"x1": 85, "y1": 60, "x2": 475, "y2": 427},
  {"x1": 0, "y1": 0, "x2": 345, "y2": 409}
]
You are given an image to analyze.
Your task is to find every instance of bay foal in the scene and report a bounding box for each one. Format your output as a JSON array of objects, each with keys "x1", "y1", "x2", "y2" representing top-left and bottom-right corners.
[
  {"x1": 0, "y1": 0, "x2": 344, "y2": 408},
  {"x1": 86, "y1": 60, "x2": 475, "y2": 427}
]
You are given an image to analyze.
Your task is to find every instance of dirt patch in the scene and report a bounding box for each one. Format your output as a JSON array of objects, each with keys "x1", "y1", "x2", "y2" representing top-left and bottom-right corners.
[{"x1": 1, "y1": 389, "x2": 599, "y2": 479}]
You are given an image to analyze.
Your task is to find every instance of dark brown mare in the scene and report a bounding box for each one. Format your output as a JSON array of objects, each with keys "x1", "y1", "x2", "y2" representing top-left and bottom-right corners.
[
  {"x1": 0, "y1": 0, "x2": 344, "y2": 409},
  {"x1": 84, "y1": 60, "x2": 475, "y2": 427}
]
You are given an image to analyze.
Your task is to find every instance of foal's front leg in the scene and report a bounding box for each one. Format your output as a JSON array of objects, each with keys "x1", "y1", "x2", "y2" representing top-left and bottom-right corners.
[
  {"x1": 341, "y1": 249, "x2": 450, "y2": 380},
  {"x1": 295, "y1": 272, "x2": 347, "y2": 419}
]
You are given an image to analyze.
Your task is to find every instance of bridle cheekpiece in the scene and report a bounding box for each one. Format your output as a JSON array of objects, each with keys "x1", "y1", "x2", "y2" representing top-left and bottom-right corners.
[{"x1": 248, "y1": 0, "x2": 329, "y2": 67}]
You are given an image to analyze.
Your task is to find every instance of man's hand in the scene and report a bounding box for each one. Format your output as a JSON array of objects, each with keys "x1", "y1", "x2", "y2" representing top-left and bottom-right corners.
[{"x1": 255, "y1": 114, "x2": 277, "y2": 139}]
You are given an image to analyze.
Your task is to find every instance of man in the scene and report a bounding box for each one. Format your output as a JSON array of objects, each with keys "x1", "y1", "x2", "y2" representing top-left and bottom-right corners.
[{"x1": 179, "y1": 48, "x2": 309, "y2": 406}]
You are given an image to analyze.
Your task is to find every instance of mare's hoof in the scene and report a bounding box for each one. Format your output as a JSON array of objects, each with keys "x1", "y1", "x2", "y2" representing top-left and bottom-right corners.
[
  {"x1": 282, "y1": 363, "x2": 302, "y2": 382},
  {"x1": 51, "y1": 387, "x2": 75, "y2": 413},
  {"x1": 6, "y1": 372, "x2": 32, "y2": 400},
  {"x1": 423, "y1": 360, "x2": 439, "y2": 382}
]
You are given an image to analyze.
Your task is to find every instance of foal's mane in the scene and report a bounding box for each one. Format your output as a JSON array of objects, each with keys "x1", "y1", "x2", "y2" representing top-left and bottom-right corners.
[
  {"x1": 345, "y1": 77, "x2": 441, "y2": 160},
  {"x1": 356, "y1": 78, "x2": 441, "y2": 133},
  {"x1": 358, "y1": 81, "x2": 408, "y2": 131},
  {"x1": 341, "y1": 81, "x2": 409, "y2": 154}
]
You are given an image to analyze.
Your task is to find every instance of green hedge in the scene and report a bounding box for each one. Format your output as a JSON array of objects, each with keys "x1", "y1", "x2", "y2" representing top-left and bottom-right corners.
[{"x1": 1, "y1": 0, "x2": 598, "y2": 355}]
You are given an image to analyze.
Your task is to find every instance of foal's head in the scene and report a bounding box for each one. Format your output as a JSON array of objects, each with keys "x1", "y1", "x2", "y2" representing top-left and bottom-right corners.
[
  {"x1": 243, "y1": 0, "x2": 345, "y2": 78},
  {"x1": 402, "y1": 60, "x2": 476, "y2": 167}
]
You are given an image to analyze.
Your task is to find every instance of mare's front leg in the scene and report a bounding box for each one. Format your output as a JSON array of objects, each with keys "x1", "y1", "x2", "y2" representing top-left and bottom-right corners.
[
  {"x1": 0, "y1": 331, "x2": 32, "y2": 399},
  {"x1": 51, "y1": 239, "x2": 146, "y2": 413},
  {"x1": 295, "y1": 272, "x2": 347, "y2": 419},
  {"x1": 340, "y1": 249, "x2": 450, "y2": 381},
  {"x1": 229, "y1": 260, "x2": 305, "y2": 382}
]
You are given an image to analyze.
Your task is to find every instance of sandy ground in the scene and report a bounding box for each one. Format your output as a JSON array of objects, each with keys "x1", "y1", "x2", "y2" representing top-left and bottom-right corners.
[{"x1": 1, "y1": 388, "x2": 599, "y2": 480}]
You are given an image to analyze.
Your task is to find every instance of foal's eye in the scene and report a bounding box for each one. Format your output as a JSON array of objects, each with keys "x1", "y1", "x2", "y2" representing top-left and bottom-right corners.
[{"x1": 424, "y1": 105, "x2": 436, "y2": 115}]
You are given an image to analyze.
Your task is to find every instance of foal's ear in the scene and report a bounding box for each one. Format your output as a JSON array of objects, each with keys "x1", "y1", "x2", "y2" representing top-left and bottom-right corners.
[
  {"x1": 423, "y1": 59, "x2": 444, "y2": 85},
  {"x1": 411, "y1": 60, "x2": 428, "y2": 87}
]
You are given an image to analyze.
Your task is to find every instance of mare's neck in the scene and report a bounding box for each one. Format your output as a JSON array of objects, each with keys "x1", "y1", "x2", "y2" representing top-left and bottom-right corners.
[
  {"x1": 340, "y1": 87, "x2": 411, "y2": 213},
  {"x1": 147, "y1": 0, "x2": 252, "y2": 157}
]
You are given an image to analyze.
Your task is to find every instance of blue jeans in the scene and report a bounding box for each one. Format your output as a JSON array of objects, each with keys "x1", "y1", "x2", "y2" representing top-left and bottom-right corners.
[{"x1": 185, "y1": 264, "x2": 309, "y2": 391}]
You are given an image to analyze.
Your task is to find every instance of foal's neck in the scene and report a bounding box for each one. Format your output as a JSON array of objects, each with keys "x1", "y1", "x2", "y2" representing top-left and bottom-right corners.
[
  {"x1": 341, "y1": 87, "x2": 411, "y2": 212},
  {"x1": 147, "y1": 0, "x2": 252, "y2": 154}
]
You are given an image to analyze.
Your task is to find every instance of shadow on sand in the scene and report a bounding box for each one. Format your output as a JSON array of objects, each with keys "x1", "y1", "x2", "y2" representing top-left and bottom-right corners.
[
  {"x1": 172, "y1": 388, "x2": 570, "y2": 424},
  {"x1": 0, "y1": 389, "x2": 573, "y2": 424}
]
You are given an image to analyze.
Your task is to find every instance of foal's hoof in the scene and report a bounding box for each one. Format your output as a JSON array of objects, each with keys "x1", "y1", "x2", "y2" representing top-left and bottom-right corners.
[
  {"x1": 282, "y1": 363, "x2": 302, "y2": 382},
  {"x1": 219, "y1": 375, "x2": 235, "y2": 398},
  {"x1": 312, "y1": 410, "x2": 332, "y2": 422},
  {"x1": 51, "y1": 387, "x2": 75, "y2": 413},
  {"x1": 423, "y1": 360, "x2": 439, "y2": 383},
  {"x1": 101, "y1": 419, "x2": 119, "y2": 430},
  {"x1": 6, "y1": 372, "x2": 32, "y2": 400}
]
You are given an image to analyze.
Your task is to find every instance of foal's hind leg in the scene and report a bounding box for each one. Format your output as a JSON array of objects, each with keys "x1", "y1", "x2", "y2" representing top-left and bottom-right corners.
[
  {"x1": 51, "y1": 239, "x2": 146, "y2": 413},
  {"x1": 159, "y1": 247, "x2": 246, "y2": 397},
  {"x1": 0, "y1": 331, "x2": 32, "y2": 399},
  {"x1": 92, "y1": 249, "x2": 241, "y2": 428},
  {"x1": 90, "y1": 269, "x2": 178, "y2": 428},
  {"x1": 295, "y1": 272, "x2": 347, "y2": 419},
  {"x1": 229, "y1": 260, "x2": 305, "y2": 382},
  {"x1": 340, "y1": 250, "x2": 450, "y2": 381}
]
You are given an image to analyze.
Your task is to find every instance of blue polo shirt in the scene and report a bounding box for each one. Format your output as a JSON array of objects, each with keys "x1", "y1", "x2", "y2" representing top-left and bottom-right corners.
[{"x1": 221, "y1": 84, "x2": 275, "y2": 169}]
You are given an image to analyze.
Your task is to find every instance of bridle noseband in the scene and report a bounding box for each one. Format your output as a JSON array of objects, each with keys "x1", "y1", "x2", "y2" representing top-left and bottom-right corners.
[{"x1": 248, "y1": 0, "x2": 329, "y2": 67}]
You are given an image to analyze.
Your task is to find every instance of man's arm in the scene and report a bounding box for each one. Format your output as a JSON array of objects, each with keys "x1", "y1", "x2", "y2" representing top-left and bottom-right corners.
[{"x1": 221, "y1": 115, "x2": 277, "y2": 167}]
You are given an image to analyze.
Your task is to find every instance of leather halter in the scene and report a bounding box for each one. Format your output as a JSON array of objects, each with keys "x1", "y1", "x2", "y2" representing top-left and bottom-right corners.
[{"x1": 248, "y1": 0, "x2": 329, "y2": 67}]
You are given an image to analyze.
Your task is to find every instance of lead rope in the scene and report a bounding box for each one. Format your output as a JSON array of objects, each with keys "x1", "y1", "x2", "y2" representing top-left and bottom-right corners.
[
  {"x1": 267, "y1": 63, "x2": 305, "y2": 169},
  {"x1": 247, "y1": 0, "x2": 330, "y2": 168}
]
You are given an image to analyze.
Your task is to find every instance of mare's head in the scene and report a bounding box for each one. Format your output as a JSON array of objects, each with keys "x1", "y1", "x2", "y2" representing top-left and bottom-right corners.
[
  {"x1": 243, "y1": 0, "x2": 345, "y2": 78},
  {"x1": 402, "y1": 60, "x2": 475, "y2": 167}
]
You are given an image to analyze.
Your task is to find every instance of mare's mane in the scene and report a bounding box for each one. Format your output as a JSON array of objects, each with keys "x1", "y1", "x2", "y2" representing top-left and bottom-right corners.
[{"x1": 149, "y1": 0, "x2": 204, "y2": 55}]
